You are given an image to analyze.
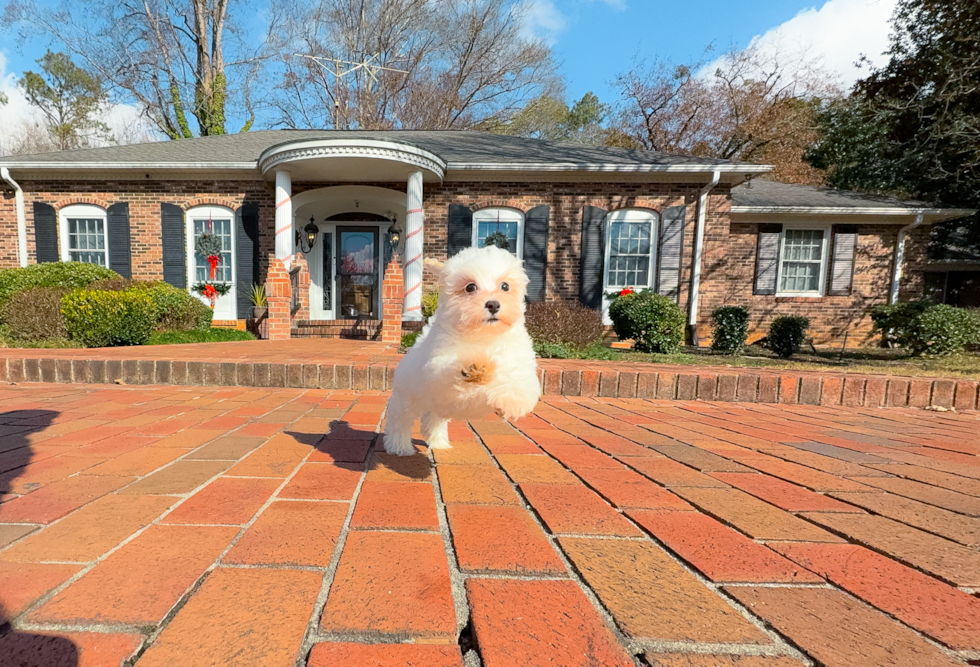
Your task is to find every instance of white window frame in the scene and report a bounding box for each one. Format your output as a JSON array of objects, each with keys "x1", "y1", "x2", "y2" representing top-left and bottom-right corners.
[
  {"x1": 603, "y1": 208, "x2": 659, "y2": 291},
  {"x1": 59, "y1": 204, "x2": 109, "y2": 266},
  {"x1": 472, "y1": 207, "x2": 524, "y2": 258},
  {"x1": 185, "y1": 205, "x2": 237, "y2": 320},
  {"x1": 775, "y1": 223, "x2": 831, "y2": 297}
]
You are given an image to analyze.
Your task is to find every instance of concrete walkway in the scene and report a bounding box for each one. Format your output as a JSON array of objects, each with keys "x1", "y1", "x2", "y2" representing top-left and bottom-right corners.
[{"x1": 0, "y1": 383, "x2": 979, "y2": 666}]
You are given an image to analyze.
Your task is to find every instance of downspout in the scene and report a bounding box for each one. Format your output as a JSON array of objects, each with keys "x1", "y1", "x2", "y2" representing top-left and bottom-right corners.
[
  {"x1": 687, "y1": 169, "x2": 721, "y2": 345},
  {"x1": 889, "y1": 212, "x2": 924, "y2": 305},
  {"x1": 0, "y1": 168, "x2": 28, "y2": 268}
]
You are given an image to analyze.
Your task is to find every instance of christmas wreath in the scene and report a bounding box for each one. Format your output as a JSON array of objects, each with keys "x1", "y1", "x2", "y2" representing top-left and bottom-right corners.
[
  {"x1": 193, "y1": 281, "x2": 231, "y2": 308},
  {"x1": 483, "y1": 230, "x2": 511, "y2": 251},
  {"x1": 195, "y1": 232, "x2": 224, "y2": 280}
]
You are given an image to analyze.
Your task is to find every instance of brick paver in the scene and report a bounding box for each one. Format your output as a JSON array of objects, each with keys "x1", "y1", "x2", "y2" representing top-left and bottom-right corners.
[{"x1": 1, "y1": 383, "x2": 979, "y2": 666}]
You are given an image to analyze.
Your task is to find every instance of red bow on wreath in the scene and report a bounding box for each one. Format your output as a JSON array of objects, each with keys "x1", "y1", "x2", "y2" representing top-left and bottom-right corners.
[
  {"x1": 207, "y1": 255, "x2": 220, "y2": 279},
  {"x1": 619, "y1": 287, "x2": 634, "y2": 296},
  {"x1": 202, "y1": 284, "x2": 218, "y2": 308}
]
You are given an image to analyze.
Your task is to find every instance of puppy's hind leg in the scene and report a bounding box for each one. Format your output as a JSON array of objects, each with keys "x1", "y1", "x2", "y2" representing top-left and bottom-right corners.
[
  {"x1": 383, "y1": 393, "x2": 416, "y2": 456},
  {"x1": 421, "y1": 412, "x2": 451, "y2": 450}
]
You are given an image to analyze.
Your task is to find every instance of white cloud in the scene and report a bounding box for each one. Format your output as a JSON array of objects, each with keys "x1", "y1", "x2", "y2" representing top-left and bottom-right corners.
[
  {"x1": 586, "y1": 0, "x2": 627, "y2": 9},
  {"x1": 736, "y1": 0, "x2": 898, "y2": 89},
  {"x1": 0, "y1": 50, "x2": 159, "y2": 156},
  {"x1": 522, "y1": 0, "x2": 568, "y2": 42}
]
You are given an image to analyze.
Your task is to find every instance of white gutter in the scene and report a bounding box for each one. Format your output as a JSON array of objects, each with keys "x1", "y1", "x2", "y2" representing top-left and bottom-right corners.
[
  {"x1": 447, "y1": 162, "x2": 771, "y2": 174},
  {"x1": 0, "y1": 168, "x2": 28, "y2": 268},
  {"x1": 688, "y1": 169, "x2": 721, "y2": 343},
  {"x1": 889, "y1": 211, "x2": 925, "y2": 305},
  {"x1": 732, "y1": 205, "x2": 974, "y2": 218},
  {"x1": 0, "y1": 161, "x2": 258, "y2": 170}
]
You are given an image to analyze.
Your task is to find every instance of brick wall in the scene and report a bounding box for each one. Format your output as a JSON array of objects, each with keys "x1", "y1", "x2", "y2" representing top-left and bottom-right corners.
[{"x1": 0, "y1": 176, "x2": 928, "y2": 346}]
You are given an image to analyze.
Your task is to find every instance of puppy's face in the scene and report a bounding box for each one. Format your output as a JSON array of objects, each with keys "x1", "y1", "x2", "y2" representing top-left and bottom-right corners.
[{"x1": 430, "y1": 246, "x2": 528, "y2": 337}]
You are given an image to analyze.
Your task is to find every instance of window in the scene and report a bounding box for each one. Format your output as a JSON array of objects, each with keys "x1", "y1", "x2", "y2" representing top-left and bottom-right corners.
[
  {"x1": 777, "y1": 227, "x2": 828, "y2": 295},
  {"x1": 59, "y1": 204, "x2": 108, "y2": 266},
  {"x1": 472, "y1": 208, "x2": 523, "y2": 257},
  {"x1": 192, "y1": 215, "x2": 233, "y2": 283},
  {"x1": 604, "y1": 209, "x2": 658, "y2": 289}
]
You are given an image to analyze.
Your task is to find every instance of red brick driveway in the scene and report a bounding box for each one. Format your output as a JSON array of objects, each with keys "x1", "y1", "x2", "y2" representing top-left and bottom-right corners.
[{"x1": 0, "y1": 383, "x2": 978, "y2": 667}]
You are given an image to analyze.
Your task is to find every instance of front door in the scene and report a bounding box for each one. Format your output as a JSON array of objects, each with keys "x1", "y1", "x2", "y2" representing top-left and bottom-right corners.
[
  {"x1": 337, "y1": 227, "x2": 379, "y2": 318},
  {"x1": 186, "y1": 207, "x2": 237, "y2": 321}
]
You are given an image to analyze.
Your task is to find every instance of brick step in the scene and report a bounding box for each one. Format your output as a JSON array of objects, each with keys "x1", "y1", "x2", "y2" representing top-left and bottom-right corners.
[{"x1": 3, "y1": 356, "x2": 977, "y2": 410}]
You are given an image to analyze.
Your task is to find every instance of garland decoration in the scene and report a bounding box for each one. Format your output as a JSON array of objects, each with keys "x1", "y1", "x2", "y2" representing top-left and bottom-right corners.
[
  {"x1": 484, "y1": 230, "x2": 511, "y2": 251},
  {"x1": 195, "y1": 232, "x2": 223, "y2": 280},
  {"x1": 192, "y1": 281, "x2": 231, "y2": 309}
]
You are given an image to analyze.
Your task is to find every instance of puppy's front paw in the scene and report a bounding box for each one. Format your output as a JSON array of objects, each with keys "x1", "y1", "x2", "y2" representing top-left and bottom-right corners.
[
  {"x1": 492, "y1": 395, "x2": 537, "y2": 422},
  {"x1": 460, "y1": 356, "x2": 495, "y2": 385}
]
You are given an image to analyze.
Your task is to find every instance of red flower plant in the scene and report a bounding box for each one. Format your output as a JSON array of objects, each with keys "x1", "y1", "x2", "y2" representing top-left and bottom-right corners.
[{"x1": 619, "y1": 287, "x2": 634, "y2": 296}]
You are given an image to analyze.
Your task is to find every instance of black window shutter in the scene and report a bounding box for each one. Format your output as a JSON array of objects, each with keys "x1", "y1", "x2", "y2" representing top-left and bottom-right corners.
[
  {"x1": 160, "y1": 203, "x2": 186, "y2": 289},
  {"x1": 829, "y1": 224, "x2": 858, "y2": 296},
  {"x1": 106, "y1": 202, "x2": 132, "y2": 278},
  {"x1": 523, "y1": 205, "x2": 549, "y2": 302},
  {"x1": 447, "y1": 204, "x2": 473, "y2": 258},
  {"x1": 754, "y1": 223, "x2": 783, "y2": 295},
  {"x1": 33, "y1": 202, "x2": 59, "y2": 263},
  {"x1": 657, "y1": 205, "x2": 686, "y2": 301},
  {"x1": 579, "y1": 205, "x2": 606, "y2": 310},
  {"x1": 236, "y1": 202, "x2": 260, "y2": 319}
]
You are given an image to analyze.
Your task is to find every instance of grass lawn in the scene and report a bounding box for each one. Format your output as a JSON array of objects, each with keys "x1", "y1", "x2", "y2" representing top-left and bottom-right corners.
[{"x1": 575, "y1": 343, "x2": 980, "y2": 379}]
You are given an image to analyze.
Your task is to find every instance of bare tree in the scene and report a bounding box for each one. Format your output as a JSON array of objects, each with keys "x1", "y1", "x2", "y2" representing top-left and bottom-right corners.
[
  {"x1": 614, "y1": 44, "x2": 840, "y2": 184},
  {"x1": 269, "y1": 0, "x2": 555, "y2": 130},
  {"x1": 3, "y1": 0, "x2": 278, "y2": 138}
]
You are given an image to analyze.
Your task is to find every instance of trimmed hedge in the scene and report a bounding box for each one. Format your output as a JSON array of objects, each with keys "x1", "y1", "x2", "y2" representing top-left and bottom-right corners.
[
  {"x1": 767, "y1": 316, "x2": 810, "y2": 358},
  {"x1": 711, "y1": 306, "x2": 750, "y2": 355},
  {"x1": 526, "y1": 300, "x2": 605, "y2": 350},
  {"x1": 88, "y1": 279, "x2": 212, "y2": 331},
  {"x1": 608, "y1": 290, "x2": 685, "y2": 353},
  {"x1": 61, "y1": 289, "x2": 155, "y2": 347},
  {"x1": 421, "y1": 292, "x2": 439, "y2": 320},
  {"x1": 0, "y1": 262, "x2": 118, "y2": 309},
  {"x1": 872, "y1": 302, "x2": 980, "y2": 356},
  {"x1": 0, "y1": 287, "x2": 68, "y2": 341}
]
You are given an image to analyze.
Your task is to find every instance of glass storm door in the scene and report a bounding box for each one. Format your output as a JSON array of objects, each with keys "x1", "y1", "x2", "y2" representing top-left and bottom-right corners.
[{"x1": 337, "y1": 227, "x2": 379, "y2": 318}]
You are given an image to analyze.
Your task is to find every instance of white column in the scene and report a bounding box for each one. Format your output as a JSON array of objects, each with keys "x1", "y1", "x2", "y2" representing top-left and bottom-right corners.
[
  {"x1": 402, "y1": 170, "x2": 424, "y2": 321},
  {"x1": 275, "y1": 170, "x2": 293, "y2": 270}
]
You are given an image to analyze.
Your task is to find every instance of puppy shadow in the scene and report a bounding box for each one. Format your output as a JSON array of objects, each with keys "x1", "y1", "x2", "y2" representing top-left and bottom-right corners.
[
  {"x1": 285, "y1": 420, "x2": 431, "y2": 480},
  {"x1": 0, "y1": 409, "x2": 79, "y2": 666}
]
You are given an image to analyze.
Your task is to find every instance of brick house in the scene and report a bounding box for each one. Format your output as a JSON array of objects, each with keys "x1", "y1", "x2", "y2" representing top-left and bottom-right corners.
[{"x1": 0, "y1": 130, "x2": 972, "y2": 345}]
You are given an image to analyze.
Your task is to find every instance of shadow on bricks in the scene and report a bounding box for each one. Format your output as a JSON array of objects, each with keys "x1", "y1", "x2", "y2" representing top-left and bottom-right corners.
[{"x1": 0, "y1": 410, "x2": 81, "y2": 666}]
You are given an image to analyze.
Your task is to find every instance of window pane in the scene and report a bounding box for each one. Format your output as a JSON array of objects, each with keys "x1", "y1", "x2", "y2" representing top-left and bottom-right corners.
[
  {"x1": 477, "y1": 218, "x2": 519, "y2": 255},
  {"x1": 67, "y1": 218, "x2": 107, "y2": 266},
  {"x1": 607, "y1": 220, "x2": 652, "y2": 287},
  {"x1": 779, "y1": 230, "x2": 823, "y2": 292},
  {"x1": 194, "y1": 218, "x2": 233, "y2": 283}
]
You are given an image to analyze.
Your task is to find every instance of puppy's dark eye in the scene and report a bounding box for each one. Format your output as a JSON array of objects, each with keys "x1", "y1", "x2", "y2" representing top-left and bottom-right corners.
[
  {"x1": 500, "y1": 282, "x2": 510, "y2": 292},
  {"x1": 464, "y1": 283, "x2": 477, "y2": 293}
]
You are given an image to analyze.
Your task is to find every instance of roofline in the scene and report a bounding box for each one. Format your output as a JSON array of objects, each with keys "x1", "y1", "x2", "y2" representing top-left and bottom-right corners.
[
  {"x1": 731, "y1": 205, "x2": 975, "y2": 218},
  {"x1": 0, "y1": 161, "x2": 259, "y2": 170}
]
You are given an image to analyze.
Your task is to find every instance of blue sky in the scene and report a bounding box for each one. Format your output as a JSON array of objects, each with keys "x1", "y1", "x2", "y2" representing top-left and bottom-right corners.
[{"x1": 1, "y1": 0, "x2": 898, "y2": 142}]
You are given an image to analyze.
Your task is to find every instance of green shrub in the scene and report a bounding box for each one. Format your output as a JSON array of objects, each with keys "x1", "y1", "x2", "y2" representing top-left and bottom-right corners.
[
  {"x1": 532, "y1": 340, "x2": 617, "y2": 360},
  {"x1": 401, "y1": 331, "x2": 420, "y2": 349},
  {"x1": 893, "y1": 304, "x2": 980, "y2": 356},
  {"x1": 607, "y1": 290, "x2": 685, "y2": 353},
  {"x1": 0, "y1": 262, "x2": 118, "y2": 309},
  {"x1": 526, "y1": 300, "x2": 605, "y2": 350},
  {"x1": 87, "y1": 279, "x2": 211, "y2": 331},
  {"x1": 711, "y1": 306, "x2": 750, "y2": 355},
  {"x1": 869, "y1": 301, "x2": 931, "y2": 347},
  {"x1": 767, "y1": 316, "x2": 810, "y2": 358},
  {"x1": 0, "y1": 287, "x2": 68, "y2": 340},
  {"x1": 61, "y1": 289, "x2": 155, "y2": 347},
  {"x1": 421, "y1": 291, "x2": 439, "y2": 320}
]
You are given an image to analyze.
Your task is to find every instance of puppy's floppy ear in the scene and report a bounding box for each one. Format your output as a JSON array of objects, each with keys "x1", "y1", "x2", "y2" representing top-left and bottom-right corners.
[{"x1": 423, "y1": 258, "x2": 445, "y2": 277}]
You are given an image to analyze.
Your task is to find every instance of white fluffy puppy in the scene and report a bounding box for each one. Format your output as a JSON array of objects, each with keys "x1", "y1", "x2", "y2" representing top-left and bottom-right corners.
[{"x1": 383, "y1": 245, "x2": 541, "y2": 456}]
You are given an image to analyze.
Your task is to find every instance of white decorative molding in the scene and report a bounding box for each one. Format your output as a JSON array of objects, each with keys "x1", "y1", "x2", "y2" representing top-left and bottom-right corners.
[{"x1": 258, "y1": 139, "x2": 446, "y2": 179}]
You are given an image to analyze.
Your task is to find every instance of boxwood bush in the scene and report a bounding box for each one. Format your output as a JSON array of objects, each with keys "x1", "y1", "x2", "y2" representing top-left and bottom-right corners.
[
  {"x1": 88, "y1": 279, "x2": 212, "y2": 331},
  {"x1": 61, "y1": 289, "x2": 155, "y2": 347},
  {"x1": 607, "y1": 290, "x2": 685, "y2": 353},
  {"x1": 0, "y1": 287, "x2": 69, "y2": 341},
  {"x1": 711, "y1": 306, "x2": 750, "y2": 355},
  {"x1": 767, "y1": 316, "x2": 810, "y2": 358},
  {"x1": 0, "y1": 262, "x2": 118, "y2": 308},
  {"x1": 872, "y1": 302, "x2": 980, "y2": 356},
  {"x1": 526, "y1": 300, "x2": 605, "y2": 350}
]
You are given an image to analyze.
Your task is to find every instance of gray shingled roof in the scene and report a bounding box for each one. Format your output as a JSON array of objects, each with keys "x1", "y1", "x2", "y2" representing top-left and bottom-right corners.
[
  {"x1": 733, "y1": 179, "x2": 942, "y2": 211},
  {"x1": 0, "y1": 129, "x2": 749, "y2": 169}
]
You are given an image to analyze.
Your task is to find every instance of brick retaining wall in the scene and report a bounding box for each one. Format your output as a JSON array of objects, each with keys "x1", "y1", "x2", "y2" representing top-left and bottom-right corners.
[{"x1": 3, "y1": 355, "x2": 976, "y2": 410}]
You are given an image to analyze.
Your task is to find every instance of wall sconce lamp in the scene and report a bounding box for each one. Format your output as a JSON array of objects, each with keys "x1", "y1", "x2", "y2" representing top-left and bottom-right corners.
[
  {"x1": 388, "y1": 214, "x2": 401, "y2": 247},
  {"x1": 297, "y1": 216, "x2": 319, "y2": 254}
]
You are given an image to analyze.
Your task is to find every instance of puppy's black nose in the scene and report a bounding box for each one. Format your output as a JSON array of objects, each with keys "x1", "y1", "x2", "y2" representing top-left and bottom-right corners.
[{"x1": 485, "y1": 300, "x2": 501, "y2": 315}]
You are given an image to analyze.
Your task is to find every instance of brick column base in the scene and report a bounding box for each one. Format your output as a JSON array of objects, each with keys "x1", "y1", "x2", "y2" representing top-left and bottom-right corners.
[
  {"x1": 381, "y1": 252, "x2": 404, "y2": 344},
  {"x1": 266, "y1": 258, "x2": 292, "y2": 341}
]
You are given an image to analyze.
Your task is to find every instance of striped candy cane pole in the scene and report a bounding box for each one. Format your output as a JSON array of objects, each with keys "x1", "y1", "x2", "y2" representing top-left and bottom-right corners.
[
  {"x1": 274, "y1": 170, "x2": 293, "y2": 271},
  {"x1": 402, "y1": 170, "x2": 424, "y2": 321}
]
